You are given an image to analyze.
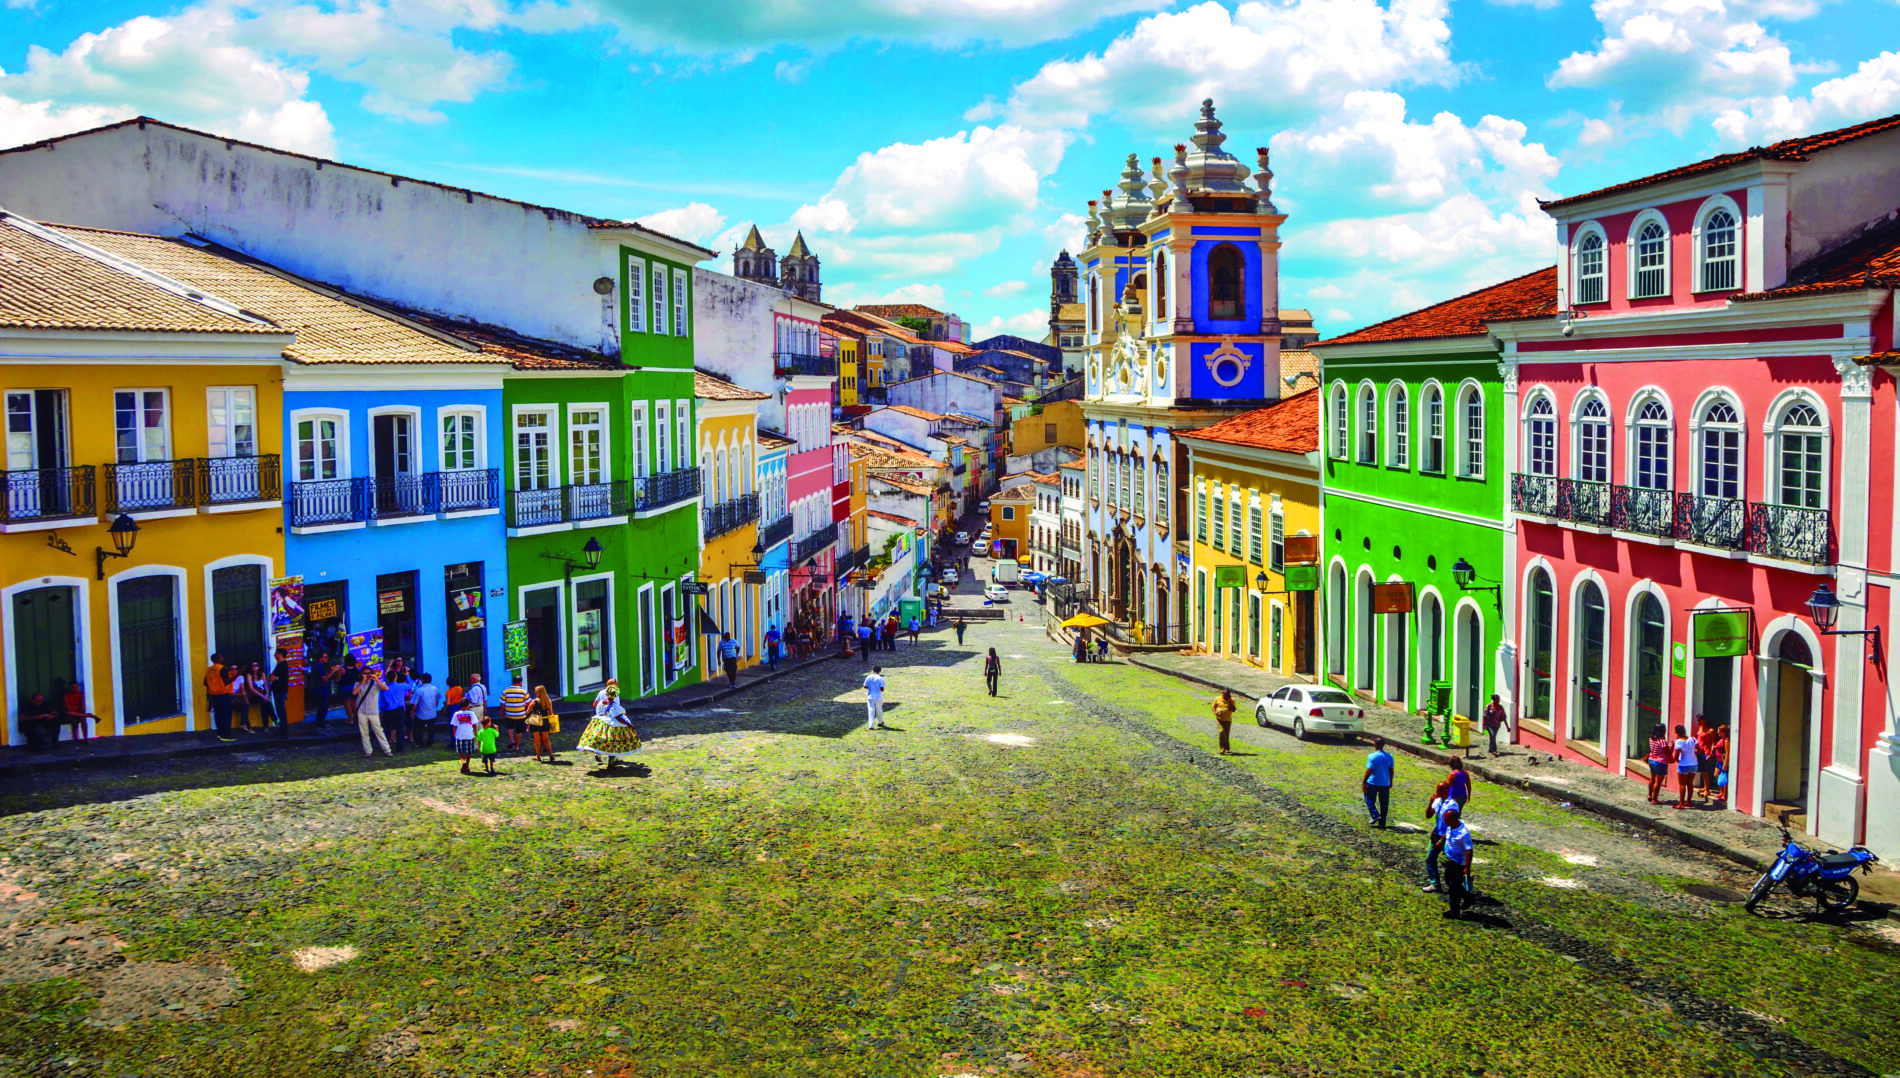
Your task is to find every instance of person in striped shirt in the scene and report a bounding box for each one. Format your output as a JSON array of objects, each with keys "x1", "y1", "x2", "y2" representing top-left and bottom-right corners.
[{"x1": 500, "y1": 674, "x2": 532, "y2": 754}]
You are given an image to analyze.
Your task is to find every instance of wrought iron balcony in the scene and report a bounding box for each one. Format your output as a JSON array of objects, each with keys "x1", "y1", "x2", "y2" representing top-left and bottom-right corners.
[
  {"x1": 198, "y1": 454, "x2": 280, "y2": 506},
  {"x1": 1510, "y1": 473, "x2": 1557, "y2": 516},
  {"x1": 104, "y1": 459, "x2": 196, "y2": 513},
  {"x1": 373, "y1": 472, "x2": 434, "y2": 519},
  {"x1": 634, "y1": 467, "x2": 700, "y2": 513},
  {"x1": 0, "y1": 465, "x2": 94, "y2": 524},
  {"x1": 509, "y1": 485, "x2": 567, "y2": 530},
  {"x1": 1674, "y1": 493, "x2": 1746, "y2": 550},
  {"x1": 703, "y1": 492, "x2": 760, "y2": 540},
  {"x1": 436, "y1": 468, "x2": 500, "y2": 513},
  {"x1": 1610, "y1": 484, "x2": 1675, "y2": 539},
  {"x1": 1748, "y1": 502, "x2": 1831, "y2": 564},
  {"x1": 759, "y1": 513, "x2": 794, "y2": 550},
  {"x1": 1557, "y1": 479, "x2": 1612, "y2": 527},
  {"x1": 290, "y1": 476, "x2": 373, "y2": 528},
  {"x1": 775, "y1": 351, "x2": 838, "y2": 378},
  {"x1": 569, "y1": 479, "x2": 632, "y2": 523},
  {"x1": 835, "y1": 543, "x2": 870, "y2": 575},
  {"x1": 792, "y1": 526, "x2": 836, "y2": 565}
]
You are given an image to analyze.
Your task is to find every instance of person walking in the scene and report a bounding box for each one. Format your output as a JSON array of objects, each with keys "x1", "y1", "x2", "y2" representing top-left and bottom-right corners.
[
  {"x1": 1644, "y1": 723, "x2": 1673, "y2": 804},
  {"x1": 268, "y1": 648, "x2": 291, "y2": 739},
  {"x1": 500, "y1": 674, "x2": 532, "y2": 754},
  {"x1": 204, "y1": 653, "x2": 237, "y2": 741},
  {"x1": 577, "y1": 684, "x2": 641, "y2": 771},
  {"x1": 765, "y1": 624, "x2": 782, "y2": 669},
  {"x1": 353, "y1": 667, "x2": 394, "y2": 757},
  {"x1": 527, "y1": 685, "x2": 557, "y2": 763},
  {"x1": 863, "y1": 666, "x2": 887, "y2": 729},
  {"x1": 719, "y1": 632, "x2": 742, "y2": 686},
  {"x1": 1210, "y1": 688, "x2": 1236, "y2": 755},
  {"x1": 1672, "y1": 724, "x2": 1701, "y2": 809},
  {"x1": 464, "y1": 673, "x2": 489, "y2": 725},
  {"x1": 377, "y1": 668, "x2": 410, "y2": 753},
  {"x1": 1440, "y1": 806, "x2": 1474, "y2": 919},
  {"x1": 907, "y1": 617, "x2": 921, "y2": 645},
  {"x1": 1362, "y1": 737, "x2": 1395, "y2": 827},
  {"x1": 984, "y1": 648, "x2": 1001, "y2": 696},
  {"x1": 954, "y1": 617, "x2": 967, "y2": 646},
  {"x1": 450, "y1": 701, "x2": 478, "y2": 774},
  {"x1": 1446, "y1": 756, "x2": 1473, "y2": 808},
  {"x1": 1422, "y1": 781, "x2": 1459, "y2": 893},
  {"x1": 475, "y1": 716, "x2": 502, "y2": 775},
  {"x1": 307, "y1": 651, "x2": 334, "y2": 730},
  {"x1": 858, "y1": 621, "x2": 873, "y2": 662},
  {"x1": 1481, "y1": 694, "x2": 1508, "y2": 756},
  {"x1": 1694, "y1": 714, "x2": 1722, "y2": 805},
  {"x1": 412, "y1": 673, "x2": 442, "y2": 746}
]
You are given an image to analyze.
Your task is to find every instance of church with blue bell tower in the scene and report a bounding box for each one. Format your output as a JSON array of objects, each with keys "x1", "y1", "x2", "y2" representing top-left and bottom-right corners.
[{"x1": 1080, "y1": 98, "x2": 1288, "y2": 640}]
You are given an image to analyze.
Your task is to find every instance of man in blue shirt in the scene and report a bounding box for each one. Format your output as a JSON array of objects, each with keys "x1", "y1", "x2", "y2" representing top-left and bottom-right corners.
[
  {"x1": 764, "y1": 624, "x2": 782, "y2": 669},
  {"x1": 1424, "y1": 783, "x2": 1461, "y2": 893},
  {"x1": 1440, "y1": 807, "x2": 1474, "y2": 918},
  {"x1": 718, "y1": 632, "x2": 741, "y2": 686},
  {"x1": 1362, "y1": 737, "x2": 1395, "y2": 827}
]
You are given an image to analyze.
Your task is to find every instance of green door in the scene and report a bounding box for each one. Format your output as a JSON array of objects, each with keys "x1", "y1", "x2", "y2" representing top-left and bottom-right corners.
[
  {"x1": 11, "y1": 585, "x2": 77, "y2": 704},
  {"x1": 212, "y1": 565, "x2": 265, "y2": 668},
  {"x1": 117, "y1": 575, "x2": 180, "y2": 723}
]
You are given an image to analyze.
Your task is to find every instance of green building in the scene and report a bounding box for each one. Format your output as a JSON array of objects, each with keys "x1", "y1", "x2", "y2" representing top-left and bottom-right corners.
[
  {"x1": 503, "y1": 235, "x2": 712, "y2": 703},
  {"x1": 1312, "y1": 268, "x2": 1554, "y2": 719}
]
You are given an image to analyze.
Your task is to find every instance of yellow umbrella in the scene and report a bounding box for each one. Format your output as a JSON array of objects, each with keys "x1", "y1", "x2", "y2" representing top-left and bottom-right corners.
[
  {"x1": 1017, "y1": 555, "x2": 1032, "y2": 565},
  {"x1": 1061, "y1": 612, "x2": 1109, "y2": 629}
]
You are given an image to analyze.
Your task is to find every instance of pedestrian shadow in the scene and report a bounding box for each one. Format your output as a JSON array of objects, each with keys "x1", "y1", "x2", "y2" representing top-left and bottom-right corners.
[
  {"x1": 587, "y1": 761, "x2": 651, "y2": 779},
  {"x1": 872, "y1": 725, "x2": 906, "y2": 733}
]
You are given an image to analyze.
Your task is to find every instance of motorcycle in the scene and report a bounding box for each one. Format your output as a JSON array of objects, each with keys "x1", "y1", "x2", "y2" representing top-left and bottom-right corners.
[{"x1": 1744, "y1": 813, "x2": 1879, "y2": 914}]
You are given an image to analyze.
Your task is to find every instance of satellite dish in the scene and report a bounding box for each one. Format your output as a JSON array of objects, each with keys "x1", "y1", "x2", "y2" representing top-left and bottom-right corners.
[{"x1": 592, "y1": 276, "x2": 614, "y2": 295}]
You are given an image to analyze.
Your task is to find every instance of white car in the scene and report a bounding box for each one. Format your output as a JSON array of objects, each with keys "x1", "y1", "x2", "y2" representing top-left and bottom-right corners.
[
  {"x1": 973, "y1": 540, "x2": 991, "y2": 557},
  {"x1": 983, "y1": 582, "x2": 1009, "y2": 602},
  {"x1": 978, "y1": 500, "x2": 992, "y2": 513},
  {"x1": 941, "y1": 567, "x2": 959, "y2": 585},
  {"x1": 954, "y1": 531, "x2": 970, "y2": 545},
  {"x1": 1254, "y1": 684, "x2": 1366, "y2": 740}
]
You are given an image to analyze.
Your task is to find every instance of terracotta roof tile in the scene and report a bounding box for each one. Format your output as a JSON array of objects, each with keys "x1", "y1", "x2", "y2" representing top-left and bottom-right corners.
[
  {"x1": 1543, "y1": 111, "x2": 1900, "y2": 211},
  {"x1": 884, "y1": 404, "x2": 945, "y2": 421},
  {"x1": 868, "y1": 474, "x2": 935, "y2": 497},
  {"x1": 867, "y1": 509, "x2": 923, "y2": 526},
  {"x1": 1279, "y1": 348, "x2": 1320, "y2": 389},
  {"x1": 1316, "y1": 267, "x2": 1557, "y2": 347},
  {"x1": 694, "y1": 370, "x2": 770, "y2": 401},
  {"x1": 1734, "y1": 217, "x2": 1900, "y2": 302},
  {"x1": 1178, "y1": 389, "x2": 1320, "y2": 455},
  {"x1": 993, "y1": 484, "x2": 1036, "y2": 501},
  {"x1": 1054, "y1": 302, "x2": 1084, "y2": 321},
  {"x1": 757, "y1": 429, "x2": 795, "y2": 450},
  {"x1": 0, "y1": 217, "x2": 279, "y2": 335},
  {"x1": 855, "y1": 303, "x2": 945, "y2": 319}
]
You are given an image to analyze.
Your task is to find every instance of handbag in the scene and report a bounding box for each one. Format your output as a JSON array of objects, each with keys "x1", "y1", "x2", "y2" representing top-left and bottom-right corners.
[{"x1": 548, "y1": 713, "x2": 561, "y2": 735}]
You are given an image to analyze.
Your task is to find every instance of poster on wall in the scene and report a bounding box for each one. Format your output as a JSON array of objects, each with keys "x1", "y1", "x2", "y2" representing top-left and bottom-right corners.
[
  {"x1": 270, "y1": 576, "x2": 305, "y2": 634},
  {"x1": 670, "y1": 615, "x2": 690, "y2": 672},
  {"x1": 502, "y1": 619, "x2": 529, "y2": 671},
  {"x1": 275, "y1": 633, "x2": 305, "y2": 689},
  {"x1": 346, "y1": 628, "x2": 385, "y2": 676}
]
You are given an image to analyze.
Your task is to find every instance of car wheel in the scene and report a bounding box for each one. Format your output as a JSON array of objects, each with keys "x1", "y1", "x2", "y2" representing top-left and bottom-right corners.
[
  {"x1": 1255, "y1": 706, "x2": 1270, "y2": 728},
  {"x1": 1292, "y1": 716, "x2": 1308, "y2": 741}
]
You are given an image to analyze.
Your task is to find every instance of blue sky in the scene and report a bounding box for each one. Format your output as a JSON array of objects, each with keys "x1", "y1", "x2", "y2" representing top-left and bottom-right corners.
[{"x1": 3, "y1": 0, "x2": 1898, "y2": 340}]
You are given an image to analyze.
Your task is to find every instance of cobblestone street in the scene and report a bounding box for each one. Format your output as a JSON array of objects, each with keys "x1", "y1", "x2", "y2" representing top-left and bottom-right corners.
[{"x1": 4, "y1": 588, "x2": 1900, "y2": 1078}]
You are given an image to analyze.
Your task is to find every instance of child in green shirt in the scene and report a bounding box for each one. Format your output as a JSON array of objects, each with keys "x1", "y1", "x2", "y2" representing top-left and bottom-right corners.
[{"x1": 475, "y1": 717, "x2": 501, "y2": 775}]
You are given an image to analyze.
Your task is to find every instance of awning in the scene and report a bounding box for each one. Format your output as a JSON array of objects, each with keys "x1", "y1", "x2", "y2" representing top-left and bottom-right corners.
[{"x1": 1061, "y1": 613, "x2": 1109, "y2": 629}]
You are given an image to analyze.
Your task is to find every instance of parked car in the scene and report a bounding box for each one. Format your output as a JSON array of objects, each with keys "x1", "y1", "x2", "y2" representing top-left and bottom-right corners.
[
  {"x1": 954, "y1": 531, "x2": 970, "y2": 545},
  {"x1": 941, "y1": 567, "x2": 959, "y2": 585},
  {"x1": 983, "y1": 582, "x2": 1009, "y2": 602},
  {"x1": 973, "y1": 540, "x2": 991, "y2": 557},
  {"x1": 1253, "y1": 685, "x2": 1365, "y2": 740},
  {"x1": 978, "y1": 500, "x2": 991, "y2": 513}
]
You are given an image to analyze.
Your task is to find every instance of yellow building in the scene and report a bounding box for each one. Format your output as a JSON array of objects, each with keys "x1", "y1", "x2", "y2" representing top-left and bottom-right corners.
[
  {"x1": 834, "y1": 330, "x2": 862, "y2": 408},
  {"x1": 2, "y1": 214, "x2": 288, "y2": 744},
  {"x1": 1178, "y1": 390, "x2": 1321, "y2": 676},
  {"x1": 695, "y1": 371, "x2": 771, "y2": 678},
  {"x1": 987, "y1": 483, "x2": 1034, "y2": 563},
  {"x1": 1006, "y1": 398, "x2": 1086, "y2": 458}
]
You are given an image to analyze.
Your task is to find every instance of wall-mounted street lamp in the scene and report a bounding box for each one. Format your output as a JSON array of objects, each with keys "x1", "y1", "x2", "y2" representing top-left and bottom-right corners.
[
  {"x1": 541, "y1": 536, "x2": 603, "y2": 585},
  {"x1": 95, "y1": 513, "x2": 139, "y2": 579},
  {"x1": 1256, "y1": 570, "x2": 1270, "y2": 591},
  {"x1": 1451, "y1": 557, "x2": 1501, "y2": 611},
  {"x1": 1806, "y1": 583, "x2": 1883, "y2": 667}
]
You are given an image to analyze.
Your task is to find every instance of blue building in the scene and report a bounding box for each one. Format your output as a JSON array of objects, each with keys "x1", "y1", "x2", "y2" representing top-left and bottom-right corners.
[
  {"x1": 755, "y1": 430, "x2": 794, "y2": 641},
  {"x1": 1080, "y1": 99, "x2": 1288, "y2": 642}
]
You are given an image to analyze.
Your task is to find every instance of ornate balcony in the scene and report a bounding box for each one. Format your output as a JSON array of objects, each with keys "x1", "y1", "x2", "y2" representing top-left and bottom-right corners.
[
  {"x1": 1747, "y1": 502, "x2": 1831, "y2": 565},
  {"x1": 104, "y1": 459, "x2": 196, "y2": 514},
  {"x1": 1556, "y1": 479, "x2": 1611, "y2": 527},
  {"x1": 703, "y1": 492, "x2": 761, "y2": 540},
  {"x1": 436, "y1": 468, "x2": 500, "y2": 513},
  {"x1": 1510, "y1": 473, "x2": 1557, "y2": 516},
  {"x1": 1610, "y1": 484, "x2": 1674, "y2": 539},
  {"x1": 792, "y1": 526, "x2": 835, "y2": 565},
  {"x1": 835, "y1": 543, "x2": 870, "y2": 576},
  {"x1": 775, "y1": 351, "x2": 838, "y2": 378},
  {"x1": 634, "y1": 467, "x2": 700, "y2": 514},
  {"x1": 759, "y1": 513, "x2": 794, "y2": 550},
  {"x1": 0, "y1": 465, "x2": 94, "y2": 526},
  {"x1": 198, "y1": 454, "x2": 280, "y2": 507},
  {"x1": 568, "y1": 479, "x2": 632, "y2": 523},
  {"x1": 290, "y1": 476, "x2": 373, "y2": 529},
  {"x1": 1673, "y1": 493, "x2": 1746, "y2": 551},
  {"x1": 373, "y1": 473, "x2": 434, "y2": 519},
  {"x1": 509, "y1": 485, "x2": 567, "y2": 530}
]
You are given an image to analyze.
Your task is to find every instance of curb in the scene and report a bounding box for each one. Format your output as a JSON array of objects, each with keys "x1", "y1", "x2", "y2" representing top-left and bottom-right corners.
[
  {"x1": 1122, "y1": 653, "x2": 1777, "y2": 876},
  {"x1": 2, "y1": 728, "x2": 369, "y2": 776}
]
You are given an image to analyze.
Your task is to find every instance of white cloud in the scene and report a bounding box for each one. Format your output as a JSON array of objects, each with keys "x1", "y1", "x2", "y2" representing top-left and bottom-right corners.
[
  {"x1": 1003, "y1": 0, "x2": 1459, "y2": 132},
  {"x1": 773, "y1": 59, "x2": 810, "y2": 84},
  {"x1": 1578, "y1": 116, "x2": 1619, "y2": 146},
  {"x1": 984, "y1": 280, "x2": 1029, "y2": 297},
  {"x1": 1306, "y1": 189, "x2": 1550, "y2": 270},
  {"x1": 823, "y1": 281, "x2": 950, "y2": 310},
  {"x1": 633, "y1": 201, "x2": 728, "y2": 245},
  {"x1": 1486, "y1": 0, "x2": 1560, "y2": 8},
  {"x1": 1712, "y1": 49, "x2": 1900, "y2": 143},
  {"x1": 586, "y1": 0, "x2": 1166, "y2": 52},
  {"x1": 0, "y1": 96, "x2": 131, "y2": 150},
  {"x1": 973, "y1": 308, "x2": 1053, "y2": 340},
  {"x1": 806, "y1": 124, "x2": 1069, "y2": 234},
  {"x1": 1041, "y1": 211, "x2": 1087, "y2": 259},
  {"x1": 1277, "y1": 91, "x2": 1558, "y2": 208}
]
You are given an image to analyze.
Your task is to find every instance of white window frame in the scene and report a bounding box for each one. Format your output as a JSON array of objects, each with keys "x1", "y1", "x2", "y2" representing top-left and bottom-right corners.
[
  {"x1": 625, "y1": 255, "x2": 645, "y2": 334},
  {"x1": 1268, "y1": 500, "x2": 1285, "y2": 572},
  {"x1": 1627, "y1": 210, "x2": 1670, "y2": 299},
  {"x1": 206, "y1": 386, "x2": 257, "y2": 459},
  {"x1": 1572, "y1": 222, "x2": 1608, "y2": 306},
  {"x1": 366, "y1": 404, "x2": 423, "y2": 481},
  {"x1": 1765, "y1": 390, "x2": 1831, "y2": 511},
  {"x1": 630, "y1": 401, "x2": 650, "y2": 479},
  {"x1": 290, "y1": 409, "x2": 348, "y2": 483},
  {"x1": 1522, "y1": 390, "x2": 1557, "y2": 477},
  {"x1": 1355, "y1": 381, "x2": 1378, "y2": 464},
  {"x1": 1571, "y1": 391, "x2": 1611, "y2": 485},
  {"x1": 1247, "y1": 496, "x2": 1264, "y2": 564},
  {"x1": 511, "y1": 405, "x2": 558, "y2": 491},
  {"x1": 1689, "y1": 390, "x2": 1744, "y2": 500},
  {"x1": 673, "y1": 269, "x2": 690, "y2": 337},
  {"x1": 1153, "y1": 456, "x2": 1169, "y2": 527},
  {"x1": 1387, "y1": 380, "x2": 1408, "y2": 468},
  {"x1": 675, "y1": 399, "x2": 691, "y2": 479},
  {"x1": 437, "y1": 406, "x2": 485, "y2": 472},
  {"x1": 651, "y1": 262, "x2": 668, "y2": 336},
  {"x1": 566, "y1": 403, "x2": 609, "y2": 486},
  {"x1": 1329, "y1": 382, "x2": 1349, "y2": 460},
  {"x1": 113, "y1": 387, "x2": 172, "y2": 464},
  {"x1": 1455, "y1": 380, "x2": 1485, "y2": 479},
  {"x1": 654, "y1": 401, "x2": 672, "y2": 475},
  {"x1": 1692, "y1": 195, "x2": 1742, "y2": 293},
  {"x1": 1626, "y1": 390, "x2": 1674, "y2": 492},
  {"x1": 1420, "y1": 379, "x2": 1445, "y2": 473}
]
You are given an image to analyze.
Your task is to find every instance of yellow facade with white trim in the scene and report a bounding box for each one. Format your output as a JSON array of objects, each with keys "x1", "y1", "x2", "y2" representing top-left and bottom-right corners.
[{"x1": 1186, "y1": 440, "x2": 1322, "y2": 675}]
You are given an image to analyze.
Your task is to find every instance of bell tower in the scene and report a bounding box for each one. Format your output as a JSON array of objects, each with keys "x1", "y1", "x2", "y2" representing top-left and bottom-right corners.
[
  {"x1": 733, "y1": 224, "x2": 777, "y2": 286},
  {"x1": 779, "y1": 231, "x2": 821, "y2": 303}
]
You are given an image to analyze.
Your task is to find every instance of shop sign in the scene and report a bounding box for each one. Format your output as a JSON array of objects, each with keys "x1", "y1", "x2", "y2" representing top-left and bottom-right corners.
[
  {"x1": 743, "y1": 570, "x2": 768, "y2": 584},
  {"x1": 1672, "y1": 642, "x2": 1688, "y2": 679},
  {"x1": 276, "y1": 633, "x2": 305, "y2": 689},
  {"x1": 346, "y1": 628, "x2": 385, "y2": 675},
  {"x1": 1285, "y1": 564, "x2": 1319, "y2": 592},
  {"x1": 308, "y1": 597, "x2": 339, "y2": 623},
  {"x1": 1284, "y1": 536, "x2": 1320, "y2": 564},
  {"x1": 455, "y1": 616, "x2": 485, "y2": 633},
  {"x1": 378, "y1": 589, "x2": 406, "y2": 615},
  {"x1": 502, "y1": 620, "x2": 529, "y2": 671},
  {"x1": 1693, "y1": 610, "x2": 1750, "y2": 658},
  {"x1": 1372, "y1": 582, "x2": 1414, "y2": 614},
  {"x1": 1214, "y1": 565, "x2": 1246, "y2": 589},
  {"x1": 270, "y1": 576, "x2": 305, "y2": 633},
  {"x1": 450, "y1": 587, "x2": 482, "y2": 614}
]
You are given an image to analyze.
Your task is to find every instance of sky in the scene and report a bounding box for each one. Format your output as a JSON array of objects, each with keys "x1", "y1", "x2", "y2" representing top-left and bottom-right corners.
[{"x1": 2, "y1": 1, "x2": 1898, "y2": 341}]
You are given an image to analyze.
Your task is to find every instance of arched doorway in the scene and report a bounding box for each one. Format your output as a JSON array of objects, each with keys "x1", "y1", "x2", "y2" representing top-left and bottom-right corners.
[
  {"x1": 1626, "y1": 592, "x2": 1666, "y2": 759},
  {"x1": 1576, "y1": 582, "x2": 1609, "y2": 747},
  {"x1": 1765, "y1": 631, "x2": 1815, "y2": 810},
  {"x1": 1108, "y1": 532, "x2": 1135, "y2": 622},
  {"x1": 1524, "y1": 569, "x2": 1555, "y2": 727},
  {"x1": 1354, "y1": 572, "x2": 1374, "y2": 691},
  {"x1": 1327, "y1": 564, "x2": 1347, "y2": 677},
  {"x1": 1419, "y1": 591, "x2": 1444, "y2": 688},
  {"x1": 1154, "y1": 575, "x2": 1171, "y2": 643},
  {"x1": 1384, "y1": 600, "x2": 1408, "y2": 706},
  {"x1": 1454, "y1": 604, "x2": 1482, "y2": 719}
]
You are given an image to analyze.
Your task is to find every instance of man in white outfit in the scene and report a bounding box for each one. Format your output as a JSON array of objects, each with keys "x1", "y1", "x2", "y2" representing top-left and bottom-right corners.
[
  {"x1": 464, "y1": 672, "x2": 489, "y2": 724},
  {"x1": 863, "y1": 666, "x2": 886, "y2": 729}
]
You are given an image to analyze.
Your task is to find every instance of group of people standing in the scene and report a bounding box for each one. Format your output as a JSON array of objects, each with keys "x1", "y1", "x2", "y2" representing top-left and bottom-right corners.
[{"x1": 1644, "y1": 717, "x2": 1730, "y2": 809}]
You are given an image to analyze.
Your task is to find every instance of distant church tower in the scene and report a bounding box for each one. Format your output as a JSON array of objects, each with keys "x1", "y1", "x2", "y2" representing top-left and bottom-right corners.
[
  {"x1": 1050, "y1": 249, "x2": 1077, "y2": 318},
  {"x1": 734, "y1": 224, "x2": 777, "y2": 285},
  {"x1": 780, "y1": 231, "x2": 822, "y2": 302}
]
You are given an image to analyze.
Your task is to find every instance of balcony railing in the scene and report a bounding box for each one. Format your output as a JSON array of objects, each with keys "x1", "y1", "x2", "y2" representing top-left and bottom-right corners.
[
  {"x1": 703, "y1": 492, "x2": 760, "y2": 540},
  {"x1": 1, "y1": 465, "x2": 95, "y2": 523},
  {"x1": 437, "y1": 468, "x2": 500, "y2": 513},
  {"x1": 1510, "y1": 473, "x2": 1557, "y2": 516},
  {"x1": 792, "y1": 526, "x2": 835, "y2": 565},
  {"x1": 759, "y1": 513, "x2": 794, "y2": 550},
  {"x1": 510, "y1": 485, "x2": 567, "y2": 530},
  {"x1": 373, "y1": 472, "x2": 434, "y2": 519},
  {"x1": 1748, "y1": 502, "x2": 1831, "y2": 564},
  {"x1": 1557, "y1": 479, "x2": 1611, "y2": 527},
  {"x1": 198, "y1": 454, "x2": 280, "y2": 506},
  {"x1": 634, "y1": 467, "x2": 700, "y2": 513},
  {"x1": 1674, "y1": 493, "x2": 1746, "y2": 551},
  {"x1": 1610, "y1": 484, "x2": 1675, "y2": 539},
  {"x1": 290, "y1": 477, "x2": 373, "y2": 528},
  {"x1": 569, "y1": 479, "x2": 632, "y2": 523},
  {"x1": 104, "y1": 459, "x2": 196, "y2": 513},
  {"x1": 775, "y1": 351, "x2": 839, "y2": 378},
  {"x1": 836, "y1": 544, "x2": 870, "y2": 576}
]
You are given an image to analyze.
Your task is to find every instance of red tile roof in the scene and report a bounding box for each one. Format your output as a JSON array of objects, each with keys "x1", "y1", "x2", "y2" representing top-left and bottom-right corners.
[
  {"x1": 1542, "y1": 111, "x2": 1900, "y2": 211},
  {"x1": 1734, "y1": 218, "x2": 1900, "y2": 302},
  {"x1": 1178, "y1": 389, "x2": 1320, "y2": 455},
  {"x1": 1316, "y1": 266, "x2": 1557, "y2": 347},
  {"x1": 694, "y1": 370, "x2": 769, "y2": 401},
  {"x1": 855, "y1": 303, "x2": 945, "y2": 319}
]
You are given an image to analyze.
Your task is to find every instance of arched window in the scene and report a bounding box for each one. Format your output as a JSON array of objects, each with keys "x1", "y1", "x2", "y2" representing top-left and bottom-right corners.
[
  {"x1": 1575, "y1": 396, "x2": 1609, "y2": 483},
  {"x1": 1773, "y1": 400, "x2": 1826, "y2": 509},
  {"x1": 1631, "y1": 217, "x2": 1668, "y2": 298},
  {"x1": 1524, "y1": 395, "x2": 1556, "y2": 477},
  {"x1": 1153, "y1": 252, "x2": 1169, "y2": 323},
  {"x1": 1154, "y1": 458, "x2": 1170, "y2": 526},
  {"x1": 1208, "y1": 244, "x2": 1245, "y2": 320},
  {"x1": 1701, "y1": 208, "x2": 1738, "y2": 291},
  {"x1": 715, "y1": 446, "x2": 729, "y2": 502},
  {"x1": 1577, "y1": 581, "x2": 1609, "y2": 745},
  {"x1": 1356, "y1": 384, "x2": 1378, "y2": 463},
  {"x1": 1387, "y1": 383, "x2": 1409, "y2": 468},
  {"x1": 1133, "y1": 455, "x2": 1147, "y2": 518},
  {"x1": 1457, "y1": 385, "x2": 1485, "y2": 478},
  {"x1": 1697, "y1": 398, "x2": 1741, "y2": 499},
  {"x1": 1422, "y1": 383, "x2": 1444, "y2": 472},
  {"x1": 1632, "y1": 397, "x2": 1672, "y2": 490},
  {"x1": 1329, "y1": 383, "x2": 1349, "y2": 460},
  {"x1": 1629, "y1": 591, "x2": 1666, "y2": 756},
  {"x1": 1575, "y1": 230, "x2": 1606, "y2": 304},
  {"x1": 1526, "y1": 568, "x2": 1555, "y2": 721},
  {"x1": 1130, "y1": 272, "x2": 1148, "y2": 313},
  {"x1": 1088, "y1": 274, "x2": 1099, "y2": 332}
]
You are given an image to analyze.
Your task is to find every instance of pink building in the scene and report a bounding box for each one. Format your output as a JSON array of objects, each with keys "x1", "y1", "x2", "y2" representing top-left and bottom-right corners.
[
  {"x1": 1496, "y1": 113, "x2": 1900, "y2": 855},
  {"x1": 775, "y1": 302, "x2": 843, "y2": 633}
]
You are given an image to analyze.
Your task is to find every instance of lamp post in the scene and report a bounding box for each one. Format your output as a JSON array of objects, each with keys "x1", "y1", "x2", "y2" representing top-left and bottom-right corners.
[
  {"x1": 95, "y1": 513, "x2": 139, "y2": 580},
  {"x1": 1806, "y1": 583, "x2": 1883, "y2": 667},
  {"x1": 542, "y1": 536, "x2": 604, "y2": 585},
  {"x1": 1451, "y1": 556, "x2": 1501, "y2": 612}
]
